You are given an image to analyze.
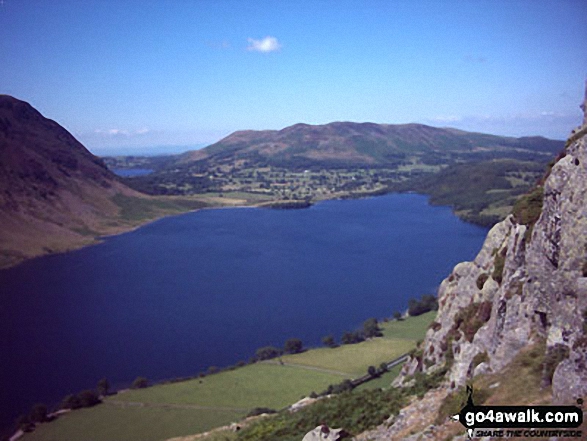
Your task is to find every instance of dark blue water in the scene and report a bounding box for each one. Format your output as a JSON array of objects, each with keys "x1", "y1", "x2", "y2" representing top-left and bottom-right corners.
[
  {"x1": 110, "y1": 168, "x2": 153, "y2": 177},
  {"x1": 0, "y1": 194, "x2": 487, "y2": 430}
]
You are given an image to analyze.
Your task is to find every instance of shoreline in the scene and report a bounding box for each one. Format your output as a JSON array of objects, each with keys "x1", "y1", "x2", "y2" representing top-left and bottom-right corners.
[{"x1": 0, "y1": 189, "x2": 493, "y2": 271}]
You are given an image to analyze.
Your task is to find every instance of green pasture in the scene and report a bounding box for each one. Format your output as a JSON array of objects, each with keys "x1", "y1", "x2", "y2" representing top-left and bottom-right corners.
[
  {"x1": 23, "y1": 405, "x2": 241, "y2": 441},
  {"x1": 111, "y1": 364, "x2": 343, "y2": 410},
  {"x1": 279, "y1": 338, "x2": 414, "y2": 377},
  {"x1": 22, "y1": 313, "x2": 434, "y2": 441},
  {"x1": 379, "y1": 311, "x2": 436, "y2": 340}
]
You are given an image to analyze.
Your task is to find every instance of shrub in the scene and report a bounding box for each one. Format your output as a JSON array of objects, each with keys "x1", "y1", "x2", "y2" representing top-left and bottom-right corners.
[
  {"x1": 367, "y1": 366, "x2": 378, "y2": 377},
  {"x1": 237, "y1": 386, "x2": 407, "y2": 440},
  {"x1": 61, "y1": 394, "x2": 82, "y2": 410},
  {"x1": 255, "y1": 346, "x2": 282, "y2": 361},
  {"x1": 492, "y1": 247, "x2": 507, "y2": 284},
  {"x1": 97, "y1": 378, "x2": 110, "y2": 396},
  {"x1": 79, "y1": 390, "x2": 100, "y2": 407},
  {"x1": 16, "y1": 414, "x2": 34, "y2": 432},
  {"x1": 247, "y1": 407, "x2": 277, "y2": 417},
  {"x1": 322, "y1": 379, "x2": 354, "y2": 396},
  {"x1": 512, "y1": 186, "x2": 544, "y2": 226},
  {"x1": 341, "y1": 331, "x2": 364, "y2": 345},
  {"x1": 542, "y1": 344, "x2": 569, "y2": 385},
  {"x1": 322, "y1": 335, "x2": 337, "y2": 348},
  {"x1": 436, "y1": 386, "x2": 490, "y2": 424},
  {"x1": 408, "y1": 294, "x2": 438, "y2": 316},
  {"x1": 284, "y1": 338, "x2": 303, "y2": 354},
  {"x1": 363, "y1": 318, "x2": 383, "y2": 338},
  {"x1": 30, "y1": 404, "x2": 48, "y2": 423},
  {"x1": 453, "y1": 301, "x2": 492, "y2": 343},
  {"x1": 472, "y1": 351, "x2": 489, "y2": 370},
  {"x1": 476, "y1": 273, "x2": 489, "y2": 290},
  {"x1": 131, "y1": 377, "x2": 149, "y2": 389}
]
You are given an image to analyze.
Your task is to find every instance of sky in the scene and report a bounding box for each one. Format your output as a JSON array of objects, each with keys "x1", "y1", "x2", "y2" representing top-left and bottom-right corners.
[{"x1": 1, "y1": 0, "x2": 586, "y2": 155}]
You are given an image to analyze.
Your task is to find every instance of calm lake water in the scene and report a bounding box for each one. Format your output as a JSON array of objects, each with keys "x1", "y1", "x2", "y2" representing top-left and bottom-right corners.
[
  {"x1": 110, "y1": 168, "x2": 153, "y2": 177},
  {"x1": 0, "y1": 194, "x2": 488, "y2": 430}
]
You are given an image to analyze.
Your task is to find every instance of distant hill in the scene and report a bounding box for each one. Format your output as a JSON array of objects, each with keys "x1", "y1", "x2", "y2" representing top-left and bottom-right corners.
[
  {"x1": 179, "y1": 121, "x2": 563, "y2": 169},
  {"x1": 0, "y1": 95, "x2": 202, "y2": 268}
]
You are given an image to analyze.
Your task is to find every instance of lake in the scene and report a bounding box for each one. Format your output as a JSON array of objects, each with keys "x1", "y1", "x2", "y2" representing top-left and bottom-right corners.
[
  {"x1": 0, "y1": 193, "x2": 488, "y2": 430},
  {"x1": 110, "y1": 168, "x2": 153, "y2": 177}
]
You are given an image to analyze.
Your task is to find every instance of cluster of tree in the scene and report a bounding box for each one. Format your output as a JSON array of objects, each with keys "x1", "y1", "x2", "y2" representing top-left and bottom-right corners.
[
  {"x1": 15, "y1": 403, "x2": 51, "y2": 433},
  {"x1": 392, "y1": 159, "x2": 548, "y2": 227},
  {"x1": 131, "y1": 376, "x2": 149, "y2": 389},
  {"x1": 61, "y1": 389, "x2": 101, "y2": 410},
  {"x1": 322, "y1": 318, "x2": 384, "y2": 348},
  {"x1": 367, "y1": 362, "x2": 389, "y2": 378},
  {"x1": 253, "y1": 338, "x2": 305, "y2": 362},
  {"x1": 408, "y1": 294, "x2": 438, "y2": 317}
]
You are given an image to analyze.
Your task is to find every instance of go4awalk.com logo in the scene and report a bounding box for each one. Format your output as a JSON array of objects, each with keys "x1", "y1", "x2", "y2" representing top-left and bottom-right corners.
[{"x1": 452, "y1": 386, "x2": 584, "y2": 438}]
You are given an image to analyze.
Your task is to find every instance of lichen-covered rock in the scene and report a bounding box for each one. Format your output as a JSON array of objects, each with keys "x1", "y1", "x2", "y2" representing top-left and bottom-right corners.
[{"x1": 362, "y1": 88, "x2": 587, "y2": 440}]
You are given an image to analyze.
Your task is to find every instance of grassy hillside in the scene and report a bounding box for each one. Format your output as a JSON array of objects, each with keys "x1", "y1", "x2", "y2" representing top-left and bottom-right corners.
[
  {"x1": 21, "y1": 313, "x2": 435, "y2": 441},
  {"x1": 392, "y1": 159, "x2": 549, "y2": 226}
]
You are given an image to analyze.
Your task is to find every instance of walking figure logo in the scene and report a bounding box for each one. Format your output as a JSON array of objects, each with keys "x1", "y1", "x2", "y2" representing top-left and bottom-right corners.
[{"x1": 450, "y1": 385, "x2": 582, "y2": 439}]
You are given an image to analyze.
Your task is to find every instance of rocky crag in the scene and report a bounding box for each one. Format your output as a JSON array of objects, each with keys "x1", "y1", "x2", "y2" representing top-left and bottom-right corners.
[{"x1": 359, "y1": 87, "x2": 587, "y2": 440}]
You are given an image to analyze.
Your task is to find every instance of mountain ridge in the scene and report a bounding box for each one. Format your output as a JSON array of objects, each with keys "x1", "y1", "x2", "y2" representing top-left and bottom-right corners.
[{"x1": 178, "y1": 121, "x2": 563, "y2": 168}]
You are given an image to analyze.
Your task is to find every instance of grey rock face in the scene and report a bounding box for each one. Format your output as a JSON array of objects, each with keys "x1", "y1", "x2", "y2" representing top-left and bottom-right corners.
[
  {"x1": 366, "y1": 90, "x2": 587, "y2": 440},
  {"x1": 406, "y1": 96, "x2": 587, "y2": 402}
]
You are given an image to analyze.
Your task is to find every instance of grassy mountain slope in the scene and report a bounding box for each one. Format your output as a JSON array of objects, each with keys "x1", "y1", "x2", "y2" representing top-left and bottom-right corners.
[{"x1": 0, "y1": 95, "x2": 206, "y2": 268}]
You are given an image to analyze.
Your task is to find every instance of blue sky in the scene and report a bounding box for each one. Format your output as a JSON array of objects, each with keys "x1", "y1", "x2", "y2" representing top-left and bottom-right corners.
[{"x1": 1, "y1": 0, "x2": 586, "y2": 155}]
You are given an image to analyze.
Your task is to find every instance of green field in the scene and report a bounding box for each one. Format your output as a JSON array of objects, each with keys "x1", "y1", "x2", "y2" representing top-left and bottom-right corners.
[
  {"x1": 110, "y1": 364, "x2": 344, "y2": 410},
  {"x1": 380, "y1": 311, "x2": 436, "y2": 340},
  {"x1": 278, "y1": 338, "x2": 414, "y2": 376},
  {"x1": 22, "y1": 406, "x2": 242, "y2": 441},
  {"x1": 22, "y1": 313, "x2": 434, "y2": 441}
]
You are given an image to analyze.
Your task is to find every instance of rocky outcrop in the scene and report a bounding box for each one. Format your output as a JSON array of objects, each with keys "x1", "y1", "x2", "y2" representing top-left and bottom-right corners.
[{"x1": 362, "y1": 87, "x2": 587, "y2": 439}]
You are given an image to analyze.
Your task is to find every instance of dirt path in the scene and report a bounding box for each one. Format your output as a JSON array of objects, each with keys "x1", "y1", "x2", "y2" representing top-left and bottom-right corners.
[
  {"x1": 261, "y1": 360, "x2": 352, "y2": 376},
  {"x1": 105, "y1": 400, "x2": 249, "y2": 413}
]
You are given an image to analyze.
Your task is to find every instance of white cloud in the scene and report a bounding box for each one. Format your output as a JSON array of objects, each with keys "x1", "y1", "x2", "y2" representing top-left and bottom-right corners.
[
  {"x1": 431, "y1": 115, "x2": 462, "y2": 123},
  {"x1": 247, "y1": 36, "x2": 282, "y2": 53},
  {"x1": 93, "y1": 128, "x2": 149, "y2": 137}
]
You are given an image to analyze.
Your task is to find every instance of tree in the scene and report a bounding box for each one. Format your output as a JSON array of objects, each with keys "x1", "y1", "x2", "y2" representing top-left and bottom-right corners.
[
  {"x1": 61, "y1": 394, "x2": 82, "y2": 410},
  {"x1": 78, "y1": 390, "x2": 100, "y2": 407},
  {"x1": 97, "y1": 378, "x2": 110, "y2": 396},
  {"x1": 30, "y1": 404, "x2": 48, "y2": 423},
  {"x1": 393, "y1": 311, "x2": 403, "y2": 321},
  {"x1": 341, "y1": 331, "x2": 364, "y2": 345},
  {"x1": 367, "y1": 366, "x2": 378, "y2": 377},
  {"x1": 16, "y1": 414, "x2": 34, "y2": 432},
  {"x1": 363, "y1": 318, "x2": 383, "y2": 338},
  {"x1": 322, "y1": 335, "x2": 337, "y2": 348},
  {"x1": 255, "y1": 346, "x2": 282, "y2": 361},
  {"x1": 131, "y1": 377, "x2": 149, "y2": 389},
  {"x1": 408, "y1": 294, "x2": 439, "y2": 316},
  {"x1": 284, "y1": 338, "x2": 303, "y2": 354}
]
